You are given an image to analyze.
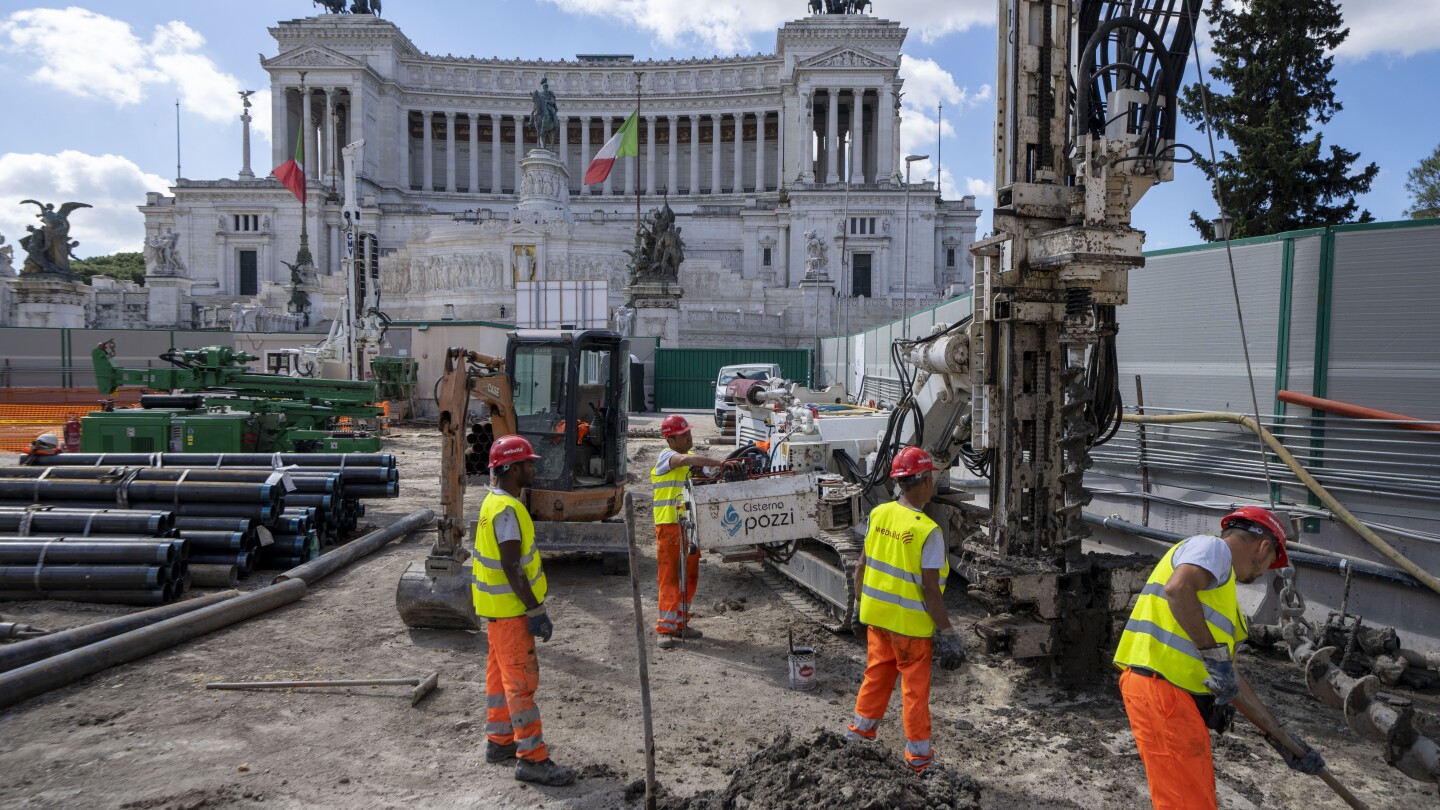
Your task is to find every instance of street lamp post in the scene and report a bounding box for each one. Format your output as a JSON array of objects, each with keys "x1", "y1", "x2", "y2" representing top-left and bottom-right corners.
[
  {"x1": 901, "y1": 154, "x2": 928, "y2": 339},
  {"x1": 1212, "y1": 212, "x2": 1235, "y2": 241}
]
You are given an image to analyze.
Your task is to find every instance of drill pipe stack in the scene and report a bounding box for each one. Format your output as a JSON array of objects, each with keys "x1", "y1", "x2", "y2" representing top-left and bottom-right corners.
[{"x1": 0, "y1": 454, "x2": 398, "y2": 604}]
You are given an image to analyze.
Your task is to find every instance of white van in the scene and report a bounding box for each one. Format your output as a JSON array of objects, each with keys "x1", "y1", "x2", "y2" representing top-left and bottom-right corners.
[{"x1": 714, "y1": 363, "x2": 782, "y2": 429}]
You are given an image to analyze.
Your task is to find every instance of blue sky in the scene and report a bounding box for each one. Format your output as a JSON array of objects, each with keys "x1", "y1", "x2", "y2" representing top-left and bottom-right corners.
[{"x1": 0, "y1": 0, "x2": 1436, "y2": 257}]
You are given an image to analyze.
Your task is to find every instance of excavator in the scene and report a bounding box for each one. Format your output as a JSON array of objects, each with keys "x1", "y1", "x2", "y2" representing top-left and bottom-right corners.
[{"x1": 395, "y1": 329, "x2": 630, "y2": 630}]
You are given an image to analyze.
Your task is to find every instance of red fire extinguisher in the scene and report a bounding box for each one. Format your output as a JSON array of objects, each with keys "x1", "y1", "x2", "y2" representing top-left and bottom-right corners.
[{"x1": 62, "y1": 417, "x2": 82, "y2": 452}]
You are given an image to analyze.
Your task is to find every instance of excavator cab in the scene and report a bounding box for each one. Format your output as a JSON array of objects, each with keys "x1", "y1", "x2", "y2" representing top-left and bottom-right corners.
[{"x1": 396, "y1": 329, "x2": 629, "y2": 631}]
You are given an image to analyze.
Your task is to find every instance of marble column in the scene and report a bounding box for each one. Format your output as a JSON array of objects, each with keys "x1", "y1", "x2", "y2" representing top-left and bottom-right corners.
[
  {"x1": 581, "y1": 116, "x2": 591, "y2": 194},
  {"x1": 689, "y1": 116, "x2": 700, "y2": 194},
  {"x1": 557, "y1": 116, "x2": 568, "y2": 176},
  {"x1": 444, "y1": 111, "x2": 457, "y2": 192},
  {"x1": 826, "y1": 89, "x2": 840, "y2": 183},
  {"x1": 323, "y1": 89, "x2": 337, "y2": 187},
  {"x1": 710, "y1": 115, "x2": 721, "y2": 193},
  {"x1": 755, "y1": 110, "x2": 766, "y2": 192},
  {"x1": 490, "y1": 113, "x2": 502, "y2": 193},
  {"x1": 732, "y1": 113, "x2": 744, "y2": 193},
  {"x1": 667, "y1": 117, "x2": 678, "y2": 195},
  {"x1": 602, "y1": 117, "x2": 614, "y2": 196},
  {"x1": 468, "y1": 113, "x2": 479, "y2": 192},
  {"x1": 645, "y1": 116, "x2": 657, "y2": 196},
  {"x1": 513, "y1": 113, "x2": 524, "y2": 192},
  {"x1": 421, "y1": 110, "x2": 434, "y2": 192},
  {"x1": 776, "y1": 108, "x2": 785, "y2": 189},
  {"x1": 398, "y1": 108, "x2": 410, "y2": 190},
  {"x1": 879, "y1": 82, "x2": 896, "y2": 182},
  {"x1": 301, "y1": 89, "x2": 316, "y2": 180},
  {"x1": 852, "y1": 90, "x2": 865, "y2": 183}
]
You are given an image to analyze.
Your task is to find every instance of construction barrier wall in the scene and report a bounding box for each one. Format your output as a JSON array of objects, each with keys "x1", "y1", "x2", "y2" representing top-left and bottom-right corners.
[{"x1": 652, "y1": 348, "x2": 813, "y2": 411}]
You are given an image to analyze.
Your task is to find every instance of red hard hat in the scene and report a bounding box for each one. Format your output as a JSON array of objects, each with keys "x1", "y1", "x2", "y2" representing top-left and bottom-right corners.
[
  {"x1": 660, "y1": 414, "x2": 692, "y2": 438},
  {"x1": 489, "y1": 434, "x2": 541, "y2": 469},
  {"x1": 890, "y1": 446, "x2": 939, "y2": 478},
  {"x1": 1221, "y1": 506, "x2": 1290, "y2": 569}
]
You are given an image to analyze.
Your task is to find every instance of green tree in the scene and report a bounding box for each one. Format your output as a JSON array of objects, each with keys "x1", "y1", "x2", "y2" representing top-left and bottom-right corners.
[
  {"x1": 72, "y1": 252, "x2": 146, "y2": 286},
  {"x1": 1180, "y1": 0, "x2": 1378, "y2": 241},
  {"x1": 1404, "y1": 144, "x2": 1440, "y2": 219}
]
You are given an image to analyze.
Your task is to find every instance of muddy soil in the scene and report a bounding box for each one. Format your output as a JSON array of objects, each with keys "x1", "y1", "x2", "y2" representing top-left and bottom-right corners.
[{"x1": 0, "y1": 418, "x2": 1435, "y2": 809}]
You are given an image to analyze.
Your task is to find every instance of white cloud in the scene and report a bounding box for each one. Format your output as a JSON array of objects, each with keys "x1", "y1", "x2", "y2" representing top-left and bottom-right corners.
[
  {"x1": 965, "y1": 177, "x2": 994, "y2": 198},
  {"x1": 894, "y1": 57, "x2": 991, "y2": 194},
  {"x1": 0, "y1": 7, "x2": 270, "y2": 140},
  {"x1": 0, "y1": 151, "x2": 170, "y2": 257},
  {"x1": 1337, "y1": 1, "x2": 1440, "y2": 58},
  {"x1": 539, "y1": 0, "x2": 992, "y2": 53}
]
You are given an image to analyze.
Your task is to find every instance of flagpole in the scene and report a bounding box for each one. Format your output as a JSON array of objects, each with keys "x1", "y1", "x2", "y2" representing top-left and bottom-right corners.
[{"x1": 297, "y1": 71, "x2": 312, "y2": 268}]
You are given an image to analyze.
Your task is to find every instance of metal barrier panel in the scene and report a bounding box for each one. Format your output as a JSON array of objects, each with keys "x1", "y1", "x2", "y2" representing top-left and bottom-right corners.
[{"x1": 653, "y1": 348, "x2": 812, "y2": 410}]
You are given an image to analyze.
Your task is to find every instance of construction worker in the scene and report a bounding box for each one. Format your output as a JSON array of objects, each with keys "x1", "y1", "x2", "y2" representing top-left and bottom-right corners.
[
  {"x1": 845, "y1": 446, "x2": 968, "y2": 773},
  {"x1": 1113, "y1": 506, "x2": 1325, "y2": 809},
  {"x1": 22, "y1": 433, "x2": 62, "y2": 466},
  {"x1": 651, "y1": 414, "x2": 738, "y2": 650},
  {"x1": 473, "y1": 434, "x2": 575, "y2": 787}
]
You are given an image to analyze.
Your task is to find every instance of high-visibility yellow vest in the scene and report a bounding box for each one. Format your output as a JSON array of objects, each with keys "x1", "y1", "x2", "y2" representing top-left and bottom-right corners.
[
  {"x1": 472, "y1": 490, "x2": 548, "y2": 619},
  {"x1": 651, "y1": 455, "x2": 690, "y2": 525},
  {"x1": 1113, "y1": 537, "x2": 1248, "y2": 693},
  {"x1": 858, "y1": 501, "x2": 947, "y2": 638}
]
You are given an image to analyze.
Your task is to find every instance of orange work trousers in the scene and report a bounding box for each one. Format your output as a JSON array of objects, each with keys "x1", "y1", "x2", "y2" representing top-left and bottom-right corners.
[
  {"x1": 847, "y1": 625, "x2": 934, "y2": 771},
  {"x1": 655, "y1": 522, "x2": 699, "y2": 636},
  {"x1": 1119, "y1": 668, "x2": 1216, "y2": 810},
  {"x1": 484, "y1": 616, "x2": 548, "y2": 763}
]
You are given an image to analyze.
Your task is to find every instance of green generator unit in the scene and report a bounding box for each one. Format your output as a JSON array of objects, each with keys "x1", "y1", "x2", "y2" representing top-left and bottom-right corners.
[{"x1": 79, "y1": 410, "x2": 173, "y2": 453}]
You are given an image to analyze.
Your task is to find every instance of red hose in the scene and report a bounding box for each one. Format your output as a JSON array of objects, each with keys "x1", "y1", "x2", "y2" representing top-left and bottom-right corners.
[{"x1": 1277, "y1": 390, "x2": 1440, "y2": 433}]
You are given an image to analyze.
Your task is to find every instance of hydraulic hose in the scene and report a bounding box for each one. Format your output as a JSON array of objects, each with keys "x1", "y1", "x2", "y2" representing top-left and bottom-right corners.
[{"x1": 1122, "y1": 412, "x2": 1440, "y2": 599}]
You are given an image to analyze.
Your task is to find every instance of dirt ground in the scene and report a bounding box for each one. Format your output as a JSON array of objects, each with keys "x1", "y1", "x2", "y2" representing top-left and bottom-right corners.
[{"x1": 0, "y1": 417, "x2": 1435, "y2": 809}]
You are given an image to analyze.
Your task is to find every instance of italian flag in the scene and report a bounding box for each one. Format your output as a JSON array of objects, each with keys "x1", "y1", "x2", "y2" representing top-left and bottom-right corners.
[
  {"x1": 274, "y1": 130, "x2": 306, "y2": 203},
  {"x1": 584, "y1": 111, "x2": 638, "y2": 186}
]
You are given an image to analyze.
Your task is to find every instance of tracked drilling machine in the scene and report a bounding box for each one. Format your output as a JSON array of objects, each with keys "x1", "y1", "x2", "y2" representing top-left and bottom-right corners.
[
  {"x1": 687, "y1": 0, "x2": 1205, "y2": 683},
  {"x1": 395, "y1": 330, "x2": 630, "y2": 630}
]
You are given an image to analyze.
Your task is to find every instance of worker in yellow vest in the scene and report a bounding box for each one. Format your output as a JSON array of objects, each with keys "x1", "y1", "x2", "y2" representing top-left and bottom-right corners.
[
  {"x1": 474, "y1": 434, "x2": 575, "y2": 787},
  {"x1": 1113, "y1": 506, "x2": 1324, "y2": 809},
  {"x1": 845, "y1": 446, "x2": 968, "y2": 773},
  {"x1": 651, "y1": 414, "x2": 739, "y2": 650}
]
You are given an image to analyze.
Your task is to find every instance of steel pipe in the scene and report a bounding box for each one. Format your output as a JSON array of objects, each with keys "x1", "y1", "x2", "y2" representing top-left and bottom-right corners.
[
  {"x1": 174, "y1": 517, "x2": 254, "y2": 534},
  {"x1": 0, "y1": 564, "x2": 168, "y2": 591},
  {"x1": 0, "y1": 480, "x2": 277, "y2": 506},
  {"x1": 0, "y1": 508, "x2": 173, "y2": 536},
  {"x1": 276, "y1": 508, "x2": 433, "y2": 585},
  {"x1": 0, "y1": 577, "x2": 306, "y2": 711},
  {"x1": 0, "y1": 539, "x2": 178, "y2": 566},
  {"x1": 189, "y1": 564, "x2": 239, "y2": 588},
  {"x1": 0, "y1": 588, "x2": 171, "y2": 606},
  {"x1": 178, "y1": 531, "x2": 249, "y2": 552},
  {"x1": 21, "y1": 452, "x2": 394, "y2": 468}
]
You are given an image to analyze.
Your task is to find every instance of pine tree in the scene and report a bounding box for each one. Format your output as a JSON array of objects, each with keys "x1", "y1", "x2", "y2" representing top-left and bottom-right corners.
[
  {"x1": 1404, "y1": 144, "x2": 1440, "y2": 220},
  {"x1": 1179, "y1": 0, "x2": 1378, "y2": 240}
]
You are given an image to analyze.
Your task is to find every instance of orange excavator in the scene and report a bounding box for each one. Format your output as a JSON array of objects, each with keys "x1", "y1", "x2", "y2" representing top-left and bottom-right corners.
[{"x1": 395, "y1": 329, "x2": 630, "y2": 630}]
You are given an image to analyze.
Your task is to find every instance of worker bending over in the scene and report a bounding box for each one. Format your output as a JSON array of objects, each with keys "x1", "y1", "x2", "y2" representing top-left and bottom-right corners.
[
  {"x1": 1114, "y1": 506, "x2": 1324, "y2": 809},
  {"x1": 474, "y1": 435, "x2": 575, "y2": 786},
  {"x1": 650, "y1": 414, "x2": 737, "y2": 650},
  {"x1": 846, "y1": 446, "x2": 968, "y2": 773}
]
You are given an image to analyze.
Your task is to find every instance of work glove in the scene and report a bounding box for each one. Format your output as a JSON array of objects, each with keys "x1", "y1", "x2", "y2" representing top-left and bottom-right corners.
[
  {"x1": 1266, "y1": 727, "x2": 1326, "y2": 775},
  {"x1": 525, "y1": 606, "x2": 554, "y2": 643},
  {"x1": 936, "y1": 628, "x2": 969, "y2": 672},
  {"x1": 1199, "y1": 645, "x2": 1238, "y2": 704}
]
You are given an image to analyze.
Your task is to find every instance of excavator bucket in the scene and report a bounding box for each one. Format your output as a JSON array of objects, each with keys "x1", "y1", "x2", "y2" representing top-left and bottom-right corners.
[{"x1": 395, "y1": 561, "x2": 481, "y2": 631}]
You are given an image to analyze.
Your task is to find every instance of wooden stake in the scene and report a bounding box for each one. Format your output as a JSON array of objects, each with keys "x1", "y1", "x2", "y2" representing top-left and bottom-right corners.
[{"x1": 624, "y1": 493, "x2": 658, "y2": 810}]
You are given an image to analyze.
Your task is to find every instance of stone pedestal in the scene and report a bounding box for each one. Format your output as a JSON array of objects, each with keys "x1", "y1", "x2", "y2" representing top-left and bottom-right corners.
[
  {"x1": 10, "y1": 276, "x2": 90, "y2": 328},
  {"x1": 628, "y1": 279, "x2": 683, "y2": 345},
  {"x1": 515, "y1": 149, "x2": 572, "y2": 223},
  {"x1": 145, "y1": 274, "x2": 193, "y2": 327},
  {"x1": 799, "y1": 276, "x2": 836, "y2": 337}
]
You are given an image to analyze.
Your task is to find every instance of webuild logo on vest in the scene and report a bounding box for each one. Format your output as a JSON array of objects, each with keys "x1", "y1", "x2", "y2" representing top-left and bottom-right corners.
[{"x1": 724, "y1": 500, "x2": 795, "y2": 537}]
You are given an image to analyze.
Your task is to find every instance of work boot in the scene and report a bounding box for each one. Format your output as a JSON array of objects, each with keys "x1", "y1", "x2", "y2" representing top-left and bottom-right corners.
[
  {"x1": 657, "y1": 634, "x2": 677, "y2": 650},
  {"x1": 486, "y1": 741, "x2": 517, "y2": 763},
  {"x1": 515, "y1": 758, "x2": 576, "y2": 786}
]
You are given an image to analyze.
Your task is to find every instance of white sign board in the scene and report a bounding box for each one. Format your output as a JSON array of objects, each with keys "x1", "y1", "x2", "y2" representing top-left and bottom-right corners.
[
  {"x1": 516, "y1": 280, "x2": 608, "y2": 329},
  {"x1": 685, "y1": 473, "x2": 822, "y2": 550}
]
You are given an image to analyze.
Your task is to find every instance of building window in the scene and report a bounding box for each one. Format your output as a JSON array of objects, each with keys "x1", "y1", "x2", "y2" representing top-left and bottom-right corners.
[
  {"x1": 851, "y1": 253, "x2": 872, "y2": 298},
  {"x1": 238, "y1": 250, "x2": 258, "y2": 296},
  {"x1": 762, "y1": 247, "x2": 772, "y2": 267},
  {"x1": 233, "y1": 214, "x2": 260, "y2": 232},
  {"x1": 848, "y1": 217, "x2": 877, "y2": 236},
  {"x1": 946, "y1": 248, "x2": 956, "y2": 268}
]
